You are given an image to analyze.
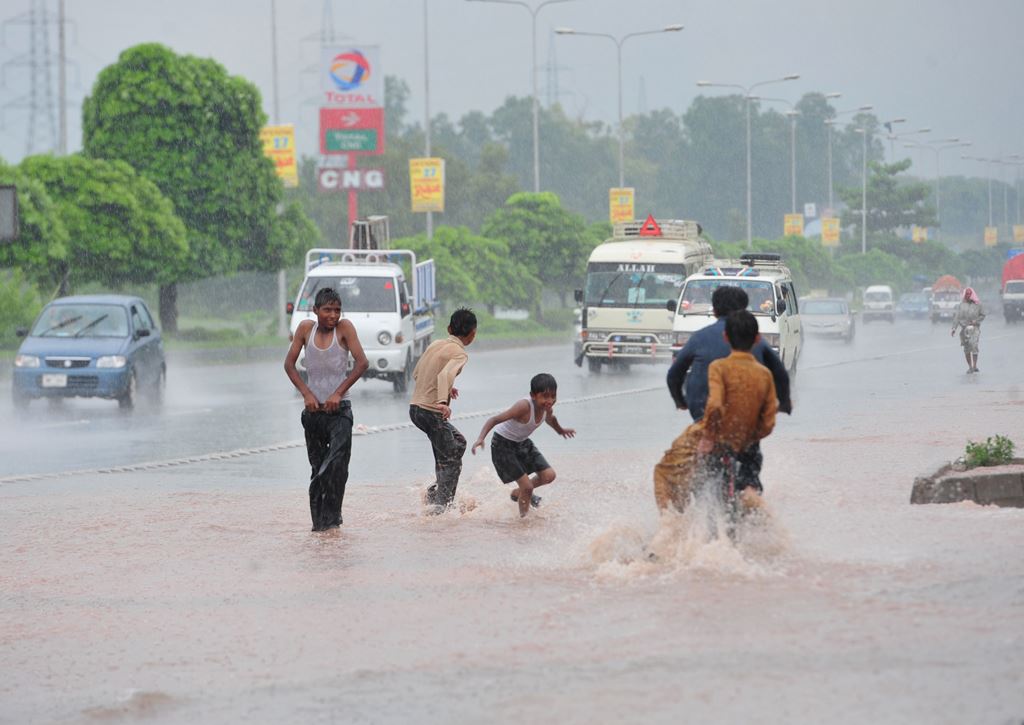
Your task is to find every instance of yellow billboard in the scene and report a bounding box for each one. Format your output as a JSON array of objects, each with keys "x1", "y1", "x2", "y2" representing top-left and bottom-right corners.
[
  {"x1": 609, "y1": 188, "x2": 635, "y2": 224},
  {"x1": 409, "y1": 158, "x2": 445, "y2": 213},
  {"x1": 1014, "y1": 225, "x2": 1024, "y2": 243},
  {"x1": 260, "y1": 124, "x2": 298, "y2": 187},
  {"x1": 821, "y1": 217, "x2": 840, "y2": 247},
  {"x1": 911, "y1": 225, "x2": 928, "y2": 243},
  {"x1": 984, "y1": 226, "x2": 998, "y2": 247},
  {"x1": 784, "y1": 213, "x2": 804, "y2": 236}
]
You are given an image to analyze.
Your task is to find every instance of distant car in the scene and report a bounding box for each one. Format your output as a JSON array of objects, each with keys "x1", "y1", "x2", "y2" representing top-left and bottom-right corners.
[
  {"x1": 12, "y1": 294, "x2": 165, "y2": 410},
  {"x1": 895, "y1": 292, "x2": 930, "y2": 319},
  {"x1": 800, "y1": 297, "x2": 855, "y2": 343},
  {"x1": 862, "y1": 284, "x2": 895, "y2": 323}
]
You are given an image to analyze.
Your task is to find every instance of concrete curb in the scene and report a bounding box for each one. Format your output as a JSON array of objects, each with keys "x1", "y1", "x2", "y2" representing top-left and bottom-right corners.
[{"x1": 911, "y1": 458, "x2": 1024, "y2": 508}]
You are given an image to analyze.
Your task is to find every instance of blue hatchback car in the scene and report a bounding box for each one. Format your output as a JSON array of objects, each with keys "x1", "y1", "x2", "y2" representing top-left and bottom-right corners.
[{"x1": 12, "y1": 295, "x2": 165, "y2": 410}]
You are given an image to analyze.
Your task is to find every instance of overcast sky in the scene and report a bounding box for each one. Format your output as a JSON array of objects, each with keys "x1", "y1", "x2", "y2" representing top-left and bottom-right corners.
[{"x1": 1, "y1": 0, "x2": 1021, "y2": 182}]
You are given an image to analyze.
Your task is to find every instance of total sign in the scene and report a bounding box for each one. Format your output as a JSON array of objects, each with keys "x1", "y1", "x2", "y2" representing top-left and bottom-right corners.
[{"x1": 322, "y1": 46, "x2": 383, "y2": 108}]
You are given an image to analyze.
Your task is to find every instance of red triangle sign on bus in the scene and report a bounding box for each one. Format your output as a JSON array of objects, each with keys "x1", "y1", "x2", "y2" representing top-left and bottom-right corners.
[{"x1": 638, "y1": 214, "x2": 662, "y2": 237}]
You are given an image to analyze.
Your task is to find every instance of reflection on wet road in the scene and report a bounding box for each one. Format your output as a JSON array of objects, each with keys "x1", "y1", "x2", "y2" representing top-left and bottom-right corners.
[{"x1": 2, "y1": 317, "x2": 1023, "y2": 723}]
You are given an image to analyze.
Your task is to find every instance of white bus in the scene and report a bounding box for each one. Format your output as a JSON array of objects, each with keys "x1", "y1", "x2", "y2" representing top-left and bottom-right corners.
[{"x1": 574, "y1": 218, "x2": 712, "y2": 373}]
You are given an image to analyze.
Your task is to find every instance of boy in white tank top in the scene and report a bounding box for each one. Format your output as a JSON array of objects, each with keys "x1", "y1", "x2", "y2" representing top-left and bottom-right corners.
[
  {"x1": 471, "y1": 373, "x2": 575, "y2": 517},
  {"x1": 284, "y1": 287, "x2": 369, "y2": 531}
]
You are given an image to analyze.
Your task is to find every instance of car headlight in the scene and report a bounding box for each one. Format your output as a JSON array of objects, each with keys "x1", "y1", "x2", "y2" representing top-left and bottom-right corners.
[
  {"x1": 377, "y1": 331, "x2": 392, "y2": 346},
  {"x1": 14, "y1": 354, "x2": 40, "y2": 368},
  {"x1": 96, "y1": 355, "x2": 127, "y2": 368}
]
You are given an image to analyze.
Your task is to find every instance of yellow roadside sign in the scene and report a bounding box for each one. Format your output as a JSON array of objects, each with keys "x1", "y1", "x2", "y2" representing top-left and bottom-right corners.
[
  {"x1": 1014, "y1": 224, "x2": 1024, "y2": 243},
  {"x1": 912, "y1": 225, "x2": 928, "y2": 243},
  {"x1": 260, "y1": 124, "x2": 299, "y2": 187},
  {"x1": 609, "y1": 188, "x2": 635, "y2": 224},
  {"x1": 984, "y1": 226, "x2": 998, "y2": 247},
  {"x1": 821, "y1": 217, "x2": 840, "y2": 247},
  {"x1": 409, "y1": 158, "x2": 445, "y2": 213},
  {"x1": 784, "y1": 213, "x2": 804, "y2": 236}
]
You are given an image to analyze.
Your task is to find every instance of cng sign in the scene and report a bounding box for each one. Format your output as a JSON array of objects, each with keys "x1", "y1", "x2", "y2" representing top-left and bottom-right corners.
[{"x1": 318, "y1": 168, "x2": 385, "y2": 192}]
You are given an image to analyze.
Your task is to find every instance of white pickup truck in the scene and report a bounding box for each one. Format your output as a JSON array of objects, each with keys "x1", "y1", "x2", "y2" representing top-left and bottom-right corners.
[{"x1": 288, "y1": 248, "x2": 437, "y2": 392}]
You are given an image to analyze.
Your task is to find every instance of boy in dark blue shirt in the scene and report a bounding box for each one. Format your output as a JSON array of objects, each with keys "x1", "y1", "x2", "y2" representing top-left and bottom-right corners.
[{"x1": 654, "y1": 286, "x2": 791, "y2": 512}]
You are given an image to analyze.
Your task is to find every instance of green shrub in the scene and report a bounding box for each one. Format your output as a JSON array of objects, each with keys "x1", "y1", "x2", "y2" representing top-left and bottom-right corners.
[
  {"x1": 0, "y1": 270, "x2": 43, "y2": 349},
  {"x1": 964, "y1": 435, "x2": 1015, "y2": 468}
]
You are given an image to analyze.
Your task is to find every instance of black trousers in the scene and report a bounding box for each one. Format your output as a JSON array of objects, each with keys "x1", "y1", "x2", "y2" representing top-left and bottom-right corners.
[
  {"x1": 409, "y1": 405, "x2": 466, "y2": 508},
  {"x1": 301, "y1": 404, "x2": 353, "y2": 531}
]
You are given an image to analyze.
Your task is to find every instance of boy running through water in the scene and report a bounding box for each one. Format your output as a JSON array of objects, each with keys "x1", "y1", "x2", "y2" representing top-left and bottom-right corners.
[
  {"x1": 284, "y1": 288, "x2": 369, "y2": 531},
  {"x1": 696, "y1": 310, "x2": 778, "y2": 511},
  {"x1": 471, "y1": 374, "x2": 575, "y2": 517},
  {"x1": 409, "y1": 308, "x2": 477, "y2": 513}
]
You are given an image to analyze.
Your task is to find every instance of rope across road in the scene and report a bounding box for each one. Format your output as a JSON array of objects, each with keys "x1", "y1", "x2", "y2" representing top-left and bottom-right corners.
[{"x1": 0, "y1": 385, "x2": 662, "y2": 485}]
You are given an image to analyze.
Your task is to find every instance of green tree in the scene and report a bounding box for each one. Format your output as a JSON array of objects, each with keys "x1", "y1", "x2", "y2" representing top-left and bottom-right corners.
[
  {"x1": 838, "y1": 159, "x2": 936, "y2": 238},
  {"x1": 0, "y1": 160, "x2": 70, "y2": 294},
  {"x1": 834, "y1": 248, "x2": 910, "y2": 292},
  {"x1": 19, "y1": 154, "x2": 188, "y2": 293},
  {"x1": 482, "y1": 192, "x2": 598, "y2": 311},
  {"x1": 81, "y1": 43, "x2": 307, "y2": 330}
]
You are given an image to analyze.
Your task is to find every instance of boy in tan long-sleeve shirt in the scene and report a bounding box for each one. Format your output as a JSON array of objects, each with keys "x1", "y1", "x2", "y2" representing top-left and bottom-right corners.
[{"x1": 409, "y1": 308, "x2": 477, "y2": 513}]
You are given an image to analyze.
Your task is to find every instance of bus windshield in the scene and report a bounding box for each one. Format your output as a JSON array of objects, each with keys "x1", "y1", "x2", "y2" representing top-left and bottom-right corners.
[
  {"x1": 584, "y1": 263, "x2": 686, "y2": 308},
  {"x1": 297, "y1": 276, "x2": 397, "y2": 313},
  {"x1": 677, "y1": 279, "x2": 777, "y2": 315}
]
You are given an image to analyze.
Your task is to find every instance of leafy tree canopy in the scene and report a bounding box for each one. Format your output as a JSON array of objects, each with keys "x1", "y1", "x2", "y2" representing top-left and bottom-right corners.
[
  {"x1": 18, "y1": 154, "x2": 189, "y2": 289},
  {"x1": 839, "y1": 159, "x2": 937, "y2": 237},
  {"x1": 0, "y1": 159, "x2": 70, "y2": 293}
]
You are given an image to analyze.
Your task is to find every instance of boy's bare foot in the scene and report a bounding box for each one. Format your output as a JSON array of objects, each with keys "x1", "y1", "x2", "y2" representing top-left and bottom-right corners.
[{"x1": 510, "y1": 491, "x2": 542, "y2": 508}]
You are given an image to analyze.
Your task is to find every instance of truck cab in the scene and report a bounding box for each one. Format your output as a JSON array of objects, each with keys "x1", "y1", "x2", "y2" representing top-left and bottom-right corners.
[{"x1": 289, "y1": 223, "x2": 437, "y2": 392}]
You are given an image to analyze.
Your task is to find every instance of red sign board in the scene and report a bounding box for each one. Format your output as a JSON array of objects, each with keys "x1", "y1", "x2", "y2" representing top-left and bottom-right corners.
[
  {"x1": 318, "y1": 167, "x2": 386, "y2": 192},
  {"x1": 319, "y1": 107, "x2": 385, "y2": 156}
]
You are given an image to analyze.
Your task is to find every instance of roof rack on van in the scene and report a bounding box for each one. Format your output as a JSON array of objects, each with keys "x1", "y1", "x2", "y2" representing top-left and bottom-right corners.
[
  {"x1": 739, "y1": 252, "x2": 783, "y2": 267},
  {"x1": 702, "y1": 265, "x2": 761, "y2": 277},
  {"x1": 612, "y1": 219, "x2": 701, "y2": 240}
]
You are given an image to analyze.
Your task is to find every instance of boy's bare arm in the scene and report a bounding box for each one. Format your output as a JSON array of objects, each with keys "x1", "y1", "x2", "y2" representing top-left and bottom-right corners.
[
  {"x1": 284, "y1": 321, "x2": 320, "y2": 412},
  {"x1": 472, "y1": 400, "x2": 529, "y2": 454},
  {"x1": 545, "y1": 414, "x2": 576, "y2": 439},
  {"x1": 435, "y1": 354, "x2": 468, "y2": 419}
]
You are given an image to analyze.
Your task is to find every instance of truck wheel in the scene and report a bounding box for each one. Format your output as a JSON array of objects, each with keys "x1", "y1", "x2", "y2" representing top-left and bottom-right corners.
[
  {"x1": 587, "y1": 358, "x2": 602, "y2": 374},
  {"x1": 393, "y1": 353, "x2": 411, "y2": 393}
]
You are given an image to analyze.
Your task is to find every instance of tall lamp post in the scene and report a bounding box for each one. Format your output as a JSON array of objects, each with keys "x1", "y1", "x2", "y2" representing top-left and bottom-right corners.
[
  {"x1": 889, "y1": 127, "x2": 931, "y2": 159},
  {"x1": 696, "y1": 74, "x2": 800, "y2": 247},
  {"x1": 556, "y1": 24, "x2": 684, "y2": 188},
  {"x1": 753, "y1": 96, "x2": 799, "y2": 214},
  {"x1": 423, "y1": 0, "x2": 434, "y2": 239},
  {"x1": 883, "y1": 117, "x2": 906, "y2": 159},
  {"x1": 824, "y1": 103, "x2": 873, "y2": 213},
  {"x1": 468, "y1": 0, "x2": 576, "y2": 193},
  {"x1": 855, "y1": 127, "x2": 868, "y2": 254},
  {"x1": 903, "y1": 138, "x2": 970, "y2": 241}
]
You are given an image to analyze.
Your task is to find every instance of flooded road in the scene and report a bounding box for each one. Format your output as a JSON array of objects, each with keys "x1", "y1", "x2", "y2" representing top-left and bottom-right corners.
[{"x1": 2, "y1": 316, "x2": 1023, "y2": 723}]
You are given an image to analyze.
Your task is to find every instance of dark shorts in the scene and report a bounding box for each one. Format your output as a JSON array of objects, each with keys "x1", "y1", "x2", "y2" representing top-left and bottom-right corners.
[{"x1": 490, "y1": 433, "x2": 550, "y2": 484}]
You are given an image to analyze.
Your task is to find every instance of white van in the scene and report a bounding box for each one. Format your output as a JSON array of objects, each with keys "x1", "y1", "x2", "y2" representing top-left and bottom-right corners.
[
  {"x1": 862, "y1": 284, "x2": 895, "y2": 324},
  {"x1": 669, "y1": 253, "x2": 803, "y2": 375},
  {"x1": 574, "y1": 218, "x2": 713, "y2": 372}
]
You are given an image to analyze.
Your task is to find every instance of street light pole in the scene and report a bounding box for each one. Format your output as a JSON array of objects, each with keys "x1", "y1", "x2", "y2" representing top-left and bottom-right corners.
[
  {"x1": 860, "y1": 128, "x2": 867, "y2": 254},
  {"x1": 696, "y1": 75, "x2": 800, "y2": 247},
  {"x1": 824, "y1": 104, "x2": 873, "y2": 213},
  {"x1": 883, "y1": 117, "x2": 906, "y2": 159},
  {"x1": 904, "y1": 138, "x2": 970, "y2": 242},
  {"x1": 469, "y1": 0, "x2": 575, "y2": 192},
  {"x1": 423, "y1": 0, "x2": 434, "y2": 239},
  {"x1": 556, "y1": 24, "x2": 683, "y2": 189}
]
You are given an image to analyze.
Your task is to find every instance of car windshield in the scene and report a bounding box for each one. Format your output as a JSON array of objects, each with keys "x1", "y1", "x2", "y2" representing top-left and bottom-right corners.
[
  {"x1": 298, "y1": 276, "x2": 397, "y2": 313},
  {"x1": 803, "y1": 300, "x2": 846, "y2": 315},
  {"x1": 865, "y1": 291, "x2": 891, "y2": 302},
  {"x1": 678, "y1": 279, "x2": 776, "y2": 315},
  {"x1": 30, "y1": 304, "x2": 129, "y2": 338},
  {"x1": 900, "y1": 293, "x2": 927, "y2": 305},
  {"x1": 1005, "y1": 281, "x2": 1024, "y2": 293},
  {"x1": 584, "y1": 263, "x2": 686, "y2": 308},
  {"x1": 933, "y1": 289, "x2": 960, "y2": 300}
]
